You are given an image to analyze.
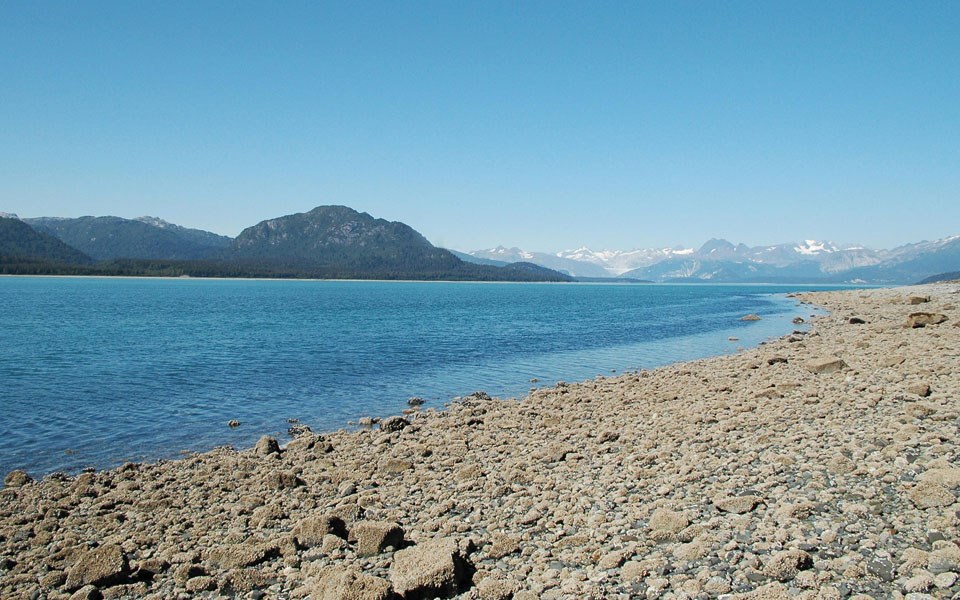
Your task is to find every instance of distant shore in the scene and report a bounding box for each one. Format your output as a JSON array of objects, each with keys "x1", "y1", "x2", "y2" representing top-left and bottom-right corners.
[{"x1": 2, "y1": 283, "x2": 958, "y2": 599}]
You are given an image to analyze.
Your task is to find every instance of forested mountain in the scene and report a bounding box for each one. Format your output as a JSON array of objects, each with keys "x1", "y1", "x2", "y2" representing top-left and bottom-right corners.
[
  {"x1": 4, "y1": 207, "x2": 570, "y2": 281},
  {"x1": 25, "y1": 216, "x2": 230, "y2": 260},
  {"x1": 224, "y1": 206, "x2": 571, "y2": 281},
  {"x1": 0, "y1": 217, "x2": 92, "y2": 265}
]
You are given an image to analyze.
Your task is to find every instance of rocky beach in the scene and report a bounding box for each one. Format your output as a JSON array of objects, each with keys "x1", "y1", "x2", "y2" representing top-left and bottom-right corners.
[{"x1": 2, "y1": 283, "x2": 959, "y2": 600}]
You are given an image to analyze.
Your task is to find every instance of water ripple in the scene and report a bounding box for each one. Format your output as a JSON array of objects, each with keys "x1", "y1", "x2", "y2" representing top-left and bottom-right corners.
[{"x1": 0, "y1": 278, "x2": 835, "y2": 475}]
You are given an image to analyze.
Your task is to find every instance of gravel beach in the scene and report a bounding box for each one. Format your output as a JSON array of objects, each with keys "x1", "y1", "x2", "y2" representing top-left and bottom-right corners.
[{"x1": 2, "y1": 283, "x2": 959, "y2": 600}]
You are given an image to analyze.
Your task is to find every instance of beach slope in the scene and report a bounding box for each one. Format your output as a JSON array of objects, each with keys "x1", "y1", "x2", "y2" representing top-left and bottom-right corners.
[{"x1": 2, "y1": 284, "x2": 959, "y2": 599}]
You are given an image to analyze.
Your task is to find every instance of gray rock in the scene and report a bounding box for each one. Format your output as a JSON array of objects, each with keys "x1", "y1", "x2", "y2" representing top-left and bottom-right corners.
[
  {"x1": 867, "y1": 556, "x2": 895, "y2": 582},
  {"x1": 380, "y1": 416, "x2": 410, "y2": 433},
  {"x1": 3, "y1": 469, "x2": 32, "y2": 488},
  {"x1": 928, "y1": 544, "x2": 960, "y2": 574},
  {"x1": 254, "y1": 435, "x2": 280, "y2": 456}
]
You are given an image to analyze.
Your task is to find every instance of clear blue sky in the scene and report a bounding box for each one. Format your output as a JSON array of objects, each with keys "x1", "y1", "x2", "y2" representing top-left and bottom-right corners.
[{"x1": 2, "y1": 2, "x2": 958, "y2": 252}]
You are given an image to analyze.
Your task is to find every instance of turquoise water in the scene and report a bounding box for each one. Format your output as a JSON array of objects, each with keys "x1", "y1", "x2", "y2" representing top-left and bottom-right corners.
[{"x1": 0, "y1": 277, "x2": 828, "y2": 476}]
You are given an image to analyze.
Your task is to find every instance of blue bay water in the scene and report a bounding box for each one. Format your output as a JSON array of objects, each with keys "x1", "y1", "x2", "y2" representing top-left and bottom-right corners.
[{"x1": 0, "y1": 277, "x2": 830, "y2": 477}]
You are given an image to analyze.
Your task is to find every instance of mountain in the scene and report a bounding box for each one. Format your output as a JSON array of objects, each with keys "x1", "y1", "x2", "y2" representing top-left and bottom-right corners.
[
  {"x1": 470, "y1": 234, "x2": 960, "y2": 284},
  {"x1": 134, "y1": 216, "x2": 232, "y2": 249},
  {"x1": 555, "y1": 247, "x2": 695, "y2": 275},
  {"x1": 447, "y1": 249, "x2": 509, "y2": 267},
  {"x1": 831, "y1": 236, "x2": 960, "y2": 284},
  {"x1": 228, "y1": 205, "x2": 461, "y2": 271},
  {"x1": 226, "y1": 206, "x2": 571, "y2": 281},
  {"x1": 0, "y1": 216, "x2": 92, "y2": 265},
  {"x1": 470, "y1": 246, "x2": 610, "y2": 277},
  {"x1": 920, "y1": 271, "x2": 960, "y2": 284},
  {"x1": 25, "y1": 216, "x2": 230, "y2": 260}
]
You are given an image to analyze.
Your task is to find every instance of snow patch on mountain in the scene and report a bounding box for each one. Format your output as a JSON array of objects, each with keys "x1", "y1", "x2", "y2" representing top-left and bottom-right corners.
[
  {"x1": 468, "y1": 234, "x2": 959, "y2": 282},
  {"x1": 794, "y1": 240, "x2": 839, "y2": 255}
]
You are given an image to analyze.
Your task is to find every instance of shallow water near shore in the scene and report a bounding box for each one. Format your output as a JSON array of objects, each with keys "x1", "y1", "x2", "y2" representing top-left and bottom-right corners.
[{"x1": 0, "y1": 278, "x2": 837, "y2": 476}]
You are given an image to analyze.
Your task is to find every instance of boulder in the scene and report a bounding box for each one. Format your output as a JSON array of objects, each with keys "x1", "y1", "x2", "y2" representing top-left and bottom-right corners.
[
  {"x1": 880, "y1": 355, "x2": 906, "y2": 367},
  {"x1": 908, "y1": 295, "x2": 931, "y2": 305},
  {"x1": 227, "y1": 419, "x2": 241, "y2": 428},
  {"x1": 908, "y1": 482, "x2": 956, "y2": 508},
  {"x1": 928, "y1": 543, "x2": 960, "y2": 574},
  {"x1": 792, "y1": 316, "x2": 805, "y2": 324},
  {"x1": 908, "y1": 383, "x2": 932, "y2": 397},
  {"x1": 390, "y1": 537, "x2": 471, "y2": 599},
  {"x1": 380, "y1": 416, "x2": 410, "y2": 433},
  {"x1": 907, "y1": 312, "x2": 948, "y2": 328},
  {"x1": 267, "y1": 470, "x2": 305, "y2": 489},
  {"x1": 321, "y1": 534, "x2": 349, "y2": 556},
  {"x1": 313, "y1": 566, "x2": 393, "y2": 600},
  {"x1": 293, "y1": 514, "x2": 348, "y2": 547},
  {"x1": 486, "y1": 533, "x2": 520, "y2": 559},
  {"x1": 288, "y1": 423, "x2": 313, "y2": 436},
  {"x1": 740, "y1": 314, "x2": 762, "y2": 321},
  {"x1": 69, "y1": 586, "x2": 103, "y2": 600},
  {"x1": 763, "y1": 549, "x2": 813, "y2": 582},
  {"x1": 351, "y1": 520, "x2": 404, "y2": 556},
  {"x1": 805, "y1": 357, "x2": 847, "y2": 374},
  {"x1": 849, "y1": 317, "x2": 867, "y2": 324},
  {"x1": 254, "y1": 436, "x2": 281, "y2": 456},
  {"x1": 476, "y1": 576, "x2": 520, "y2": 600},
  {"x1": 919, "y1": 467, "x2": 960, "y2": 488},
  {"x1": 407, "y1": 397, "x2": 425, "y2": 407},
  {"x1": 713, "y1": 495, "x2": 763, "y2": 514},
  {"x1": 65, "y1": 544, "x2": 129, "y2": 590},
  {"x1": 648, "y1": 509, "x2": 689, "y2": 536},
  {"x1": 206, "y1": 543, "x2": 279, "y2": 569},
  {"x1": 3, "y1": 469, "x2": 32, "y2": 488}
]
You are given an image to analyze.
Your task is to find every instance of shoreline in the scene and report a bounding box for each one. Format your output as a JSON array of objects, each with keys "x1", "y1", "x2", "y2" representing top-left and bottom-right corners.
[
  {"x1": 2, "y1": 283, "x2": 959, "y2": 599},
  {"x1": 2, "y1": 288, "x2": 812, "y2": 478}
]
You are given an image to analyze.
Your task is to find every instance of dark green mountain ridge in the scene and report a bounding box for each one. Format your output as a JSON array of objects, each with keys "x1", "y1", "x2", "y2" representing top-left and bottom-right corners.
[
  {"x1": 0, "y1": 217, "x2": 92, "y2": 265},
  {"x1": 5, "y1": 207, "x2": 571, "y2": 281},
  {"x1": 25, "y1": 216, "x2": 230, "y2": 260}
]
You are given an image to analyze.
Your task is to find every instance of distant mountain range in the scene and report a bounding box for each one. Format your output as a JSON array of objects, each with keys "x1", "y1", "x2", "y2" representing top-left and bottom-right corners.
[
  {"x1": 4, "y1": 206, "x2": 957, "y2": 283},
  {"x1": 468, "y1": 235, "x2": 960, "y2": 284},
  {"x1": 0, "y1": 208, "x2": 571, "y2": 282}
]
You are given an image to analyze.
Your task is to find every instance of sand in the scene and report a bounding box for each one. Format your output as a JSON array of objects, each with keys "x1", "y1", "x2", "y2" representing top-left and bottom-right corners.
[{"x1": 1, "y1": 283, "x2": 959, "y2": 599}]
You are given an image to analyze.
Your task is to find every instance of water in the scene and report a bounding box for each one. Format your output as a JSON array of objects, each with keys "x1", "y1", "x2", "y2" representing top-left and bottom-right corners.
[{"x1": 0, "y1": 277, "x2": 832, "y2": 477}]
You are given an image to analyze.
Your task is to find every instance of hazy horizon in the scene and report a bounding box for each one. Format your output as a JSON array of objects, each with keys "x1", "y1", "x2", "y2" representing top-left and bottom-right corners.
[{"x1": 3, "y1": 3, "x2": 958, "y2": 252}]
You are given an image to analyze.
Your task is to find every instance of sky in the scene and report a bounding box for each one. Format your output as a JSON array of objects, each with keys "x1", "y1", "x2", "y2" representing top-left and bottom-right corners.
[{"x1": 2, "y1": 2, "x2": 959, "y2": 253}]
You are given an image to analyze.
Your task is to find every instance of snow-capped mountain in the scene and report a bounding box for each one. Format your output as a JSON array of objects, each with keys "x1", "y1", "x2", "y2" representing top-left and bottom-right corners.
[
  {"x1": 465, "y1": 234, "x2": 960, "y2": 283},
  {"x1": 555, "y1": 246, "x2": 695, "y2": 275},
  {"x1": 469, "y1": 246, "x2": 610, "y2": 277}
]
